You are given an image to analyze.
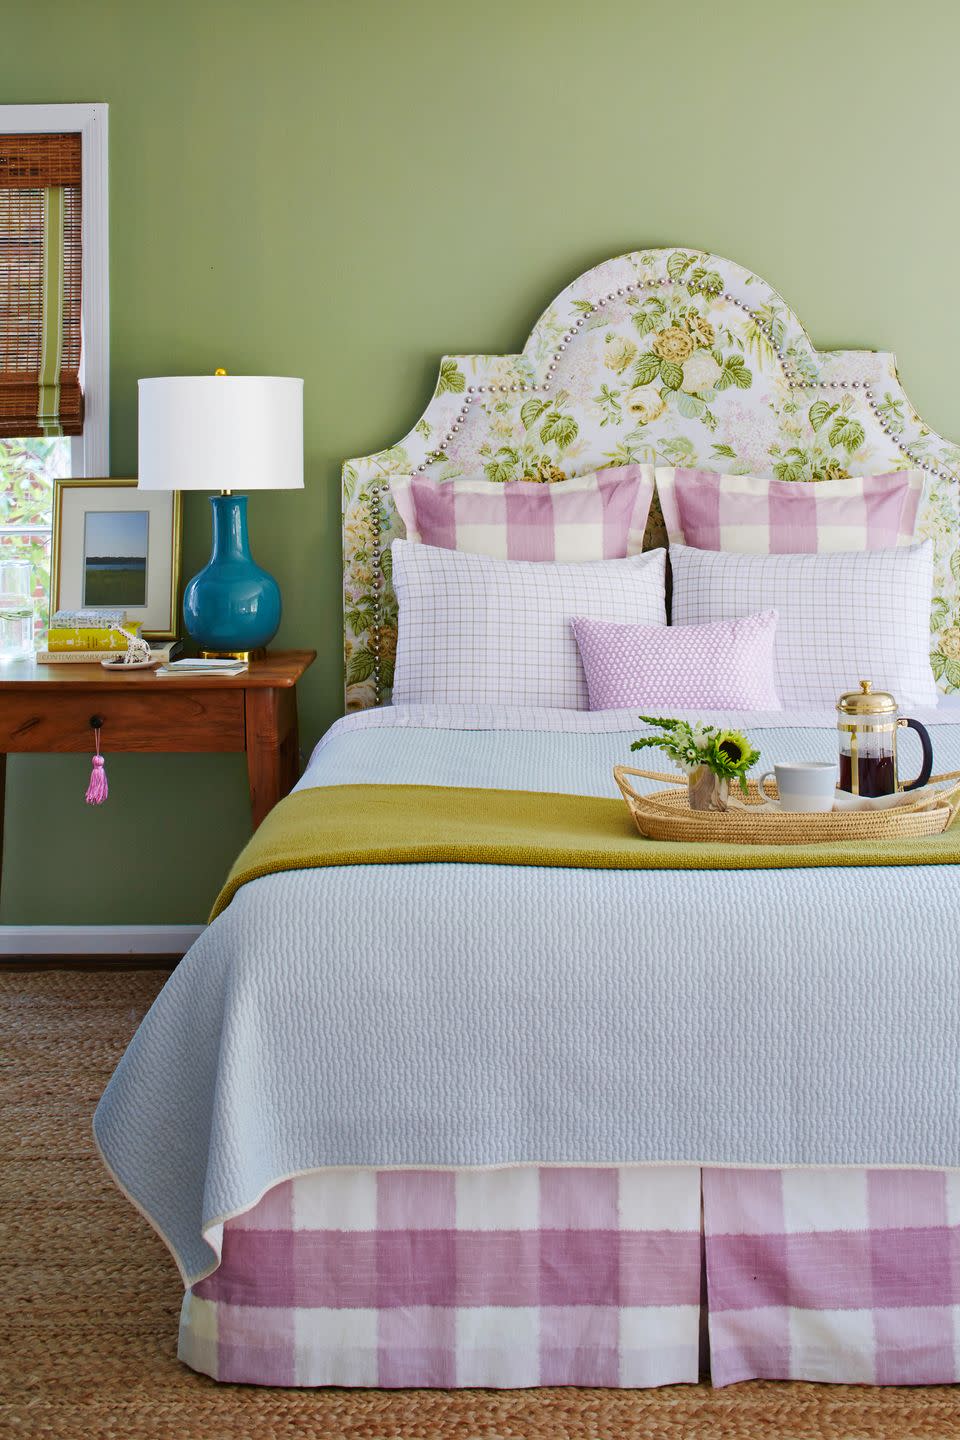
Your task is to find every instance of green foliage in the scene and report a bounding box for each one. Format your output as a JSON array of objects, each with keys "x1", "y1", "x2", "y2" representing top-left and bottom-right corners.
[
  {"x1": 632, "y1": 351, "x2": 661, "y2": 386},
  {"x1": 483, "y1": 447, "x2": 521, "y2": 483},
  {"x1": 594, "y1": 384, "x2": 623, "y2": 427},
  {"x1": 347, "y1": 647, "x2": 376, "y2": 683},
  {"x1": 688, "y1": 267, "x2": 723, "y2": 297},
  {"x1": 540, "y1": 412, "x2": 579, "y2": 449},
  {"x1": 675, "y1": 392, "x2": 706, "y2": 419},
  {"x1": 631, "y1": 716, "x2": 760, "y2": 796},
  {"x1": 659, "y1": 360, "x2": 683, "y2": 391},
  {"x1": 521, "y1": 398, "x2": 550, "y2": 430},
  {"x1": 808, "y1": 400, "x2": 838, "y2": 433},
  {"x1": 951, "y1": 549, "x2": 960, "y2": 583},
  {"x1": 716, "y1": 355, "x2": 752, "y2": 391},
  {"x1": 827, "y1": 416, "x2": 865, "y2": 453},
  {"x1": 931, "y1": 651, "x2": 947, "y2": 680},
  {"x1": 379, "y1": 545, "x2": 393, "y2": 582},
  {"x1": 666, "y1": 251, "x2": 696, "y2": 280},
  {"x1": 711, "y1": 443, "x2": 738, "y2": 459},
  {"x1": 0, "y1": 437, "x2": 68, "y2": 638},
  {"x1": 946, "y1": 659, "x2": 960, "y2": 689},
  {"x1": 436, "y1": 359, "x2": 466, "y2": 396},
  {"x1": 930, "y1": 596, "x2": 949, "y2": 631}
]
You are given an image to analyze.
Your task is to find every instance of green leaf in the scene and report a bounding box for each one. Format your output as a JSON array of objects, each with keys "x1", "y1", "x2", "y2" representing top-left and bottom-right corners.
[
  {"x1": 571, "y1": 299, "x2": 595, "y2": 314},
  {"x1": 344, "y1": 605, "x2": 374, "y2": 633},
  {"x1": 666, "y1": 252, "x2": 694, "y2": 280},
  {"x1": 772, "y1": 461, "x2": 805, "y2": 482},
  {"x1": 945, "y1": 659, "x2": 960, "y2": 689},
  {"x1": 711, "y1": 443, "x2": 737, "y2": 458},
  {"x1": 436, "y1": 359, "x2": 465, "y2": 396},
  {"x1": 931, "y1": 651, "x2": 947, "y2": 680},
  {"x1": 659, "y1": 360, "x2": 683, "y2": 391},
  {"x1": 827, "y1": 416, "x2": 865, "y2": 453},
  {"x1": 931, "y1": 597, "x2": 949, "y2": 631},
  {"x1": 484, "y1": 458, "x2": 516, "y2": 483},
  {"x1": 633, "y1": 311, "x2": 658, "y2": 337},
  {"x1": 951, "y1": 549, "x2": 960, "y2": 582},
  {"x1": 520, "y1": 397, "x2": 549, "y2": 430},
  {"x1": 632, "y1": 351, "x2": 661, "y2": 385},
  {"x1": 717, "y1": 355, "x2": 753, "y2": 390},
  {"x1": 808, "y1": 400, "x2": 838, "y2": 432},
  {"x1": 379, "y1": 546, "x2": 393, "y2": 582},
  {"x1": 541, "y1": 414, "x2": 579, "y2": 449},
  {"x1": 347, "y1": 647, "x2": 376, "y2": 684},
  {"x1": 675, "y1": 391, "x2": 707, "y2": 420}
]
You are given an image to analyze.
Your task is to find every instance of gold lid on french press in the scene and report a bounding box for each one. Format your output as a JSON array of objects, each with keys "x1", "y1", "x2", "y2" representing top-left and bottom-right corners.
[{"x1": 837, "y1": 679, "x2": 897, "y2": 716}]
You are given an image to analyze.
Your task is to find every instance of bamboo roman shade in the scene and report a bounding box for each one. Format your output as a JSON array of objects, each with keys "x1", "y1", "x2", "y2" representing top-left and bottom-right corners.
[{"x1": 0, "y1": 132, "x2": 83, "y2": 437}]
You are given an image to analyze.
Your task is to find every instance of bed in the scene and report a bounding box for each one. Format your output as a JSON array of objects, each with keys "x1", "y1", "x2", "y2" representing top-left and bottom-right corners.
[{"x1": 95, "y1": 246, "x2": 960, "y2": 1390}]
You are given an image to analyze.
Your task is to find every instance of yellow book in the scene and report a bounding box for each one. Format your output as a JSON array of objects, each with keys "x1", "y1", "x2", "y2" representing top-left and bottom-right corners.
[{"x1": 47, "y1": 623, "x2": 142, "y2": 652}]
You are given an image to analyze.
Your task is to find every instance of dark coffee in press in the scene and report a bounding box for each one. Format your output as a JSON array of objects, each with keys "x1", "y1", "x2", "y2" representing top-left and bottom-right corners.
[{"x1": 838, "y1": 752, "x2": 897, "y2": 797}]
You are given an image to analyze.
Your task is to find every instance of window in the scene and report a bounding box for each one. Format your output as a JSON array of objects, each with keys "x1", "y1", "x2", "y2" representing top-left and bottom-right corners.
[{"x1": 0, "y1": 105, "x2": 108, "y2": 642}]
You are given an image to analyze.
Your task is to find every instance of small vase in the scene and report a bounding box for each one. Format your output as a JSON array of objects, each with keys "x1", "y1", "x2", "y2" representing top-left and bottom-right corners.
[{"x1": 688, "y1": 766, "x2": 728, "y2": 812}]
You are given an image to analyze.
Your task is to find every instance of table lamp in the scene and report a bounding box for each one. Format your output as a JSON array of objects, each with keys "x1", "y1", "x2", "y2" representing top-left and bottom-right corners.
[{"x1": 138, "y1": 372, "x2": 304, "y2": 658}]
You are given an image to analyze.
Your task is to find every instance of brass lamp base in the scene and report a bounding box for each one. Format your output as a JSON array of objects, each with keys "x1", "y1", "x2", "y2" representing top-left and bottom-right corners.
[{"x1": 200, "y1": 648, "x2": 266, "y2": 662}]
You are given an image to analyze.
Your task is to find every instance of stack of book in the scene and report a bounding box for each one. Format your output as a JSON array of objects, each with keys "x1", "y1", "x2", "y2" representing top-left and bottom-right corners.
[
  {"x1": 37, "y1": 609, "x2": 179, "y2": 664},
  {"x1": 157, "y1": 657, "x2": 246, "y2": 677}
]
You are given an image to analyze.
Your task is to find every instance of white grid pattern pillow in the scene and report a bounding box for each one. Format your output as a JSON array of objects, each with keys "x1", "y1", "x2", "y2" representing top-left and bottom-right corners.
[
  {"x1": 392, "y1": 540, "x2": 667, "y2": 709},
  {"x1": 655, "y1": 467, "x2": 925, "y2": 553},
  {"x1": 670, "y1": 542, "x2": 937, "y2": 709}
]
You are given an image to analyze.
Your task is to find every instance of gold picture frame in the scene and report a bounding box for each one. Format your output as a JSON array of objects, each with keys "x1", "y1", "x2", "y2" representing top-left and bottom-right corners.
[{"x1": 50, "y1": 478, "x2": 183, "y2": 639}]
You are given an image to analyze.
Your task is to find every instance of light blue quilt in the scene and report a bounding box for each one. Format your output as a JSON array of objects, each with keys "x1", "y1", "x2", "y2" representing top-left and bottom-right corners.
[{"x1": 94, "y1": 705, "x2": 960, "y2": 1283}]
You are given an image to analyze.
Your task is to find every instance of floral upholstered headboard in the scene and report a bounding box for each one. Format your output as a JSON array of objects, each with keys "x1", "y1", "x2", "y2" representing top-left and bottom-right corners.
[{"x1": 342, "y1": 247, "x2": 960, "y2": 710}]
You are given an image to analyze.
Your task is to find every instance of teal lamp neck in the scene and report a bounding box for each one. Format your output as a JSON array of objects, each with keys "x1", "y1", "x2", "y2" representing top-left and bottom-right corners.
[
  {"x1": 182, "y1": 490, "x2": 282, "y2": 657},
  {"x1": 209, "y1": 492, "x2": 252, "y2": 562}
]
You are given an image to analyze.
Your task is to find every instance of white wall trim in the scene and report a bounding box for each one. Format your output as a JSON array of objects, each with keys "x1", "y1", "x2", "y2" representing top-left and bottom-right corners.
[
  {"x1": 0, "y1": 102, "x2": 110, "y2": 477},
  {"x1": 0, "y1": 925, "x2": 203, "y2": 957}
]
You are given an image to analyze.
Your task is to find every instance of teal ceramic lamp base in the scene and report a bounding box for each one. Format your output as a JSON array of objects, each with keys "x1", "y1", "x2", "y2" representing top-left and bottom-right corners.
[{"x1": 183, "y1": 494, "x2": 282, "y2": 659}]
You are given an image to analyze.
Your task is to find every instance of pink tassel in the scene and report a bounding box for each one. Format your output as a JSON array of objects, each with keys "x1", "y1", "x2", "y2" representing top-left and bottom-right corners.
[{"x1": 85, "y1": 727, "x2": 108, "y2": 805}]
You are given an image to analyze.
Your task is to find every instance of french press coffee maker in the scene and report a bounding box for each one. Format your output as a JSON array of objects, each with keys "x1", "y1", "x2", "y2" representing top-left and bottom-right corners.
[{"x1": 836, "y1": 680, "x2": 933, "y2": 797}]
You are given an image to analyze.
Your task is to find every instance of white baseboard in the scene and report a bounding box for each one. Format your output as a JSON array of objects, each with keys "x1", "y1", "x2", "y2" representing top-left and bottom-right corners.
[{"x1": 0, "y1": 925, "x2": 204, "y2": 957}]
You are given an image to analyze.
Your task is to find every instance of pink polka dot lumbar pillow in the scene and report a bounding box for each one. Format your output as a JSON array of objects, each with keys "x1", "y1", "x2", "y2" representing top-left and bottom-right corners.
[{"x1": 570, "y1": 611, "x2": 781, "y2": 711}]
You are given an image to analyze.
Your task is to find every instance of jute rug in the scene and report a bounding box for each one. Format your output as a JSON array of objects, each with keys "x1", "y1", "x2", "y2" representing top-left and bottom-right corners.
[{"x1": 3, "y1": 970, "x2": 959, "y2": 1440}]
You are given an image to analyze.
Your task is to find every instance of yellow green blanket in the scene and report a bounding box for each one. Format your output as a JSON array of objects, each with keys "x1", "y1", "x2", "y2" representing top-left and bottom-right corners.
[{"x1": 210, "y1": 783, "x2": 960, "y2": 919}]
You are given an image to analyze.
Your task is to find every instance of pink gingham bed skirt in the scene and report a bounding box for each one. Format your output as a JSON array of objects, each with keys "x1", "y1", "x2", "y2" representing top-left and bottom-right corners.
[{"x1": 179, "y1": 1165, "x2": 960, "y2": 1389}]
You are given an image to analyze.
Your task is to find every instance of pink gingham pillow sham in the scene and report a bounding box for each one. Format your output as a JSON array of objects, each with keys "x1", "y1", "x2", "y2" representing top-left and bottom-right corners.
[
  {"x1": 392, "y1": 539, "x2": 666, "y2": 709},
  {"x1": 655, "y1": 467, "x2": 924, "y2": 553},
  {"x1": 571, "y1": 611, "x2": 781, "y2": 711},
  {"x1": 390, "y1": 465, "x2": 654, "y2": 561}
]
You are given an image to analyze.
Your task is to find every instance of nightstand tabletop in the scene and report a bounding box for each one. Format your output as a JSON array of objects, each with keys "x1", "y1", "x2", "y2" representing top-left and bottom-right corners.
[{"x1": 0, "y1": 649, "x2": 316, "y2": 691}]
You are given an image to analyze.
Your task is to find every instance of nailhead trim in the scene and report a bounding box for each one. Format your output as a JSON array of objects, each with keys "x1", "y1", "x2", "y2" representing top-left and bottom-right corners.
[{"x1": 362, "y1": 268, "x2": 958, "y2": 705}]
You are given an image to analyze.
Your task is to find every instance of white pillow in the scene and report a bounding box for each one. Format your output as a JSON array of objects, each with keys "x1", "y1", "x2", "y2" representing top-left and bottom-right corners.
[
  {"x1": 392, "y1": 539, "x2": 667, "y2": 709},
  {"x1": 670, "y1": 541, "x2": 937, "y2": 709}
]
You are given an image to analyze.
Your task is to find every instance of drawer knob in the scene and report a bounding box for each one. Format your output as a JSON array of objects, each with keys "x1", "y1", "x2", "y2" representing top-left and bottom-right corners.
[{"x1": 89, "y1": 713, "x2": 105, "y2": 730}]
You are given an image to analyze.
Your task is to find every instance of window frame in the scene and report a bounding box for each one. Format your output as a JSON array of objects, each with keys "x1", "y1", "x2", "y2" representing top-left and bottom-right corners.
[{"x1": 0, "y1": 102, "x2": 109, "y2": 483}]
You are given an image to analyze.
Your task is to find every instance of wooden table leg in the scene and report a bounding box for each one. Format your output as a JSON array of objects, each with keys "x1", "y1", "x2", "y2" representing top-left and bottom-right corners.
[{"x1": 244, "y1": 687, "x2": 300, "y2": 830}]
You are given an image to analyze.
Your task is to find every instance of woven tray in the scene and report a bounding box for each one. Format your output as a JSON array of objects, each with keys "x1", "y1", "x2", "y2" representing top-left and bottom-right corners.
[{"x1": 613, "y1": 766, "x2": 960, "y2": 845}]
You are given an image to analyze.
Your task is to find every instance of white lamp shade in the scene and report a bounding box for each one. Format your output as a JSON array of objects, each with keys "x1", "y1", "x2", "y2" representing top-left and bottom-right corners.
[{"x1": 138, "y1": 375, "x2": 304, "y2": 491}]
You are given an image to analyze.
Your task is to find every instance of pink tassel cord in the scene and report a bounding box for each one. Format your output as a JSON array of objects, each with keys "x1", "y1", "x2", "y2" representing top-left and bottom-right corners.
[{"x1": 85, "y1": 726, "x2": 108, "y2": 805}]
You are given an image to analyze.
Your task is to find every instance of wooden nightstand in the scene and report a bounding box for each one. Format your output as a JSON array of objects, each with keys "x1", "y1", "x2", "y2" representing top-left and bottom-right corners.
[{"x1": 0, "y1": 649, "x2": 316, "y2": 895}]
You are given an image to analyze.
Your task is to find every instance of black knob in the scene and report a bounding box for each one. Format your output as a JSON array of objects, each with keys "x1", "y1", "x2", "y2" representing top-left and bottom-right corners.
[{"x1": 89, "y1": 713, "x2": 105, "y2": 730}]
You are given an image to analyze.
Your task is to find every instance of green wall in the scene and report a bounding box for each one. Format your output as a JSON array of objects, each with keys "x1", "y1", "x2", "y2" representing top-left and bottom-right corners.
[{"x1": 1, "y1": 0, "x2": 957, "y2": 924}]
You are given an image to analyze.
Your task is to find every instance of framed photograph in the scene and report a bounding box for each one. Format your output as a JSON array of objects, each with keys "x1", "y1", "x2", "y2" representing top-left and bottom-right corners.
[{"x1": 51, "y1": 478, "x2": 182, "y2": 638}]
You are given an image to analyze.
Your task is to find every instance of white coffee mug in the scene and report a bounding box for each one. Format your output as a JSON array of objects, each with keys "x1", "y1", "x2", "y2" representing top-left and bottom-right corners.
[{"x1": 757, "y1": 761, "x2": 837, "y2": 813}]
